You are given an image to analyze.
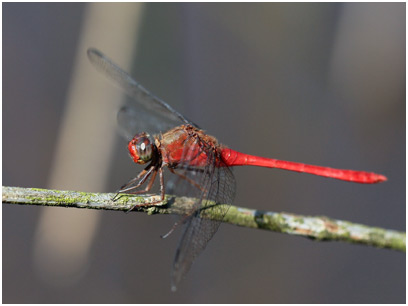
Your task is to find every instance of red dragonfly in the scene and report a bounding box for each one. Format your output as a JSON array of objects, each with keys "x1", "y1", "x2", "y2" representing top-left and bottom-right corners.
[{"x1": 87, "y1": 48, "x2": 386, "y2": 291}]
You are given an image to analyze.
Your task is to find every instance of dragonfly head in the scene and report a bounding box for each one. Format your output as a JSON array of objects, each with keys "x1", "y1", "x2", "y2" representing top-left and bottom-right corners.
[{"x1": 128, "y1": 133, "x2": 156, "y2": 164}]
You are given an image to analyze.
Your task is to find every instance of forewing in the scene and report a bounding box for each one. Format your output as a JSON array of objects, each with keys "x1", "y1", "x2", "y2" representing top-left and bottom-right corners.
[
  {"x1": 166, "y1": 136, "x2": 236, "y2": 291},
  {"x1": 87, "y1": 48, "x2": 196, "y2": 136},
  {"x1": 117, "y1": 105, "x2": 178, "y2": 140}
]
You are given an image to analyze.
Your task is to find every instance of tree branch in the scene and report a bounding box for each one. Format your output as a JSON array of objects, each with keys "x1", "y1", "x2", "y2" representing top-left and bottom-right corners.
[{"x1": 2, "y1": 186, "x2": 405, "y2": 252}]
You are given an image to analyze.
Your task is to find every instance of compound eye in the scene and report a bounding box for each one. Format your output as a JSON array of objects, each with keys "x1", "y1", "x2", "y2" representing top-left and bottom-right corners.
[{"x1": 136, "y1": 136, "x2": 154, "y2": 162}]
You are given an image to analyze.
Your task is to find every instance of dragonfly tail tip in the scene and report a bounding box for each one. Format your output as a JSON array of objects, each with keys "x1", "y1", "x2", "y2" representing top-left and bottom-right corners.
[{"x1": 375, "y1": 173, "x2": 387, "y2": 183}]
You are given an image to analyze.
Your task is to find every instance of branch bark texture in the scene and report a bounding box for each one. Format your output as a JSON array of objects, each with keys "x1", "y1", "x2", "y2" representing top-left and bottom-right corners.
[{"x1": 3, "y1": 186, "x2": 405, "y2": 252}]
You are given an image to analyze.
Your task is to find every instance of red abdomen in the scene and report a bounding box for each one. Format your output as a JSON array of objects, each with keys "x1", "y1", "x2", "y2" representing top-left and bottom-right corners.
[{"x1": 221, "y1": 148, "x2": 386, "y2": 184}]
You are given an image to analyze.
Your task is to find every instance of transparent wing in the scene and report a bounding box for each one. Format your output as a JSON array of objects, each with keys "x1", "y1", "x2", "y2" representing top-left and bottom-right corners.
[
  {"x1": 87, "y1": 49, "x2": 234, "y2": 289},
  {"x1": 166, "y1": 135, "x2": 236, "y2": 291},
  {"x1": 117, "y1": 105, "x2": 180, "y2": 140},
  {"x1": 87, "y1": 48, "x2": 196, "y2": 136}
]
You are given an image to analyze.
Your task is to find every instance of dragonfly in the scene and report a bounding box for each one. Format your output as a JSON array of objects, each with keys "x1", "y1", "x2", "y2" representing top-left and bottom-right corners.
[{"x1": 87, "y1": 48, "x2": 387, "y2": 291}]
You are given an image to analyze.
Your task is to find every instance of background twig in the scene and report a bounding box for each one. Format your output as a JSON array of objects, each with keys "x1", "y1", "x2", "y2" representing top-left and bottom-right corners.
[{"x1": 2, "y1": 186, "x2": 405, "y2": 252}]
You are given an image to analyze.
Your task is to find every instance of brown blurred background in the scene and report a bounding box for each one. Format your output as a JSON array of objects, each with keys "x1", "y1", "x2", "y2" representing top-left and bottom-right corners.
[{"x1": 3, "y1": 3, "x2": 405, "y2": 303}]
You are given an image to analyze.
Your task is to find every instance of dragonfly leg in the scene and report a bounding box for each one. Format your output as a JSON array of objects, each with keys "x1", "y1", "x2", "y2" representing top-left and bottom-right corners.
[
  {"x1": 161, "y1": 169, "x2": 205, "y2": 239},
  {"x1": 124, "y1": 169, "x2": 160, "y2": 211},
  {"x1": 161, "y1": 208, "x2": 198, "y2": 239},
  {"x1": 121, "y1": 167, "x2": 157, "y2": 194},
  {"x1": 125, "y1": 166, "x2": 170, "y2": 212},
  {"x1": 159, "y1": 167, "x2": 165, "y2": 202},
  {"x1": 118, "y1": 168, "x2": 149, "y2": 192},
  {"x1": 113, "y1": 165, "x2": 156, "y2": 202},
  {"x1": 127, "y1": 166, "x2": 166, "y2": 204}
]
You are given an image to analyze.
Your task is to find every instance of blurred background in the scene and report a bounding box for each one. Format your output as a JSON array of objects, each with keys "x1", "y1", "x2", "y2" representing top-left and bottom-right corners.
[{"x1": 3, "y1": 3, "x2": 405, "y2": 303}]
